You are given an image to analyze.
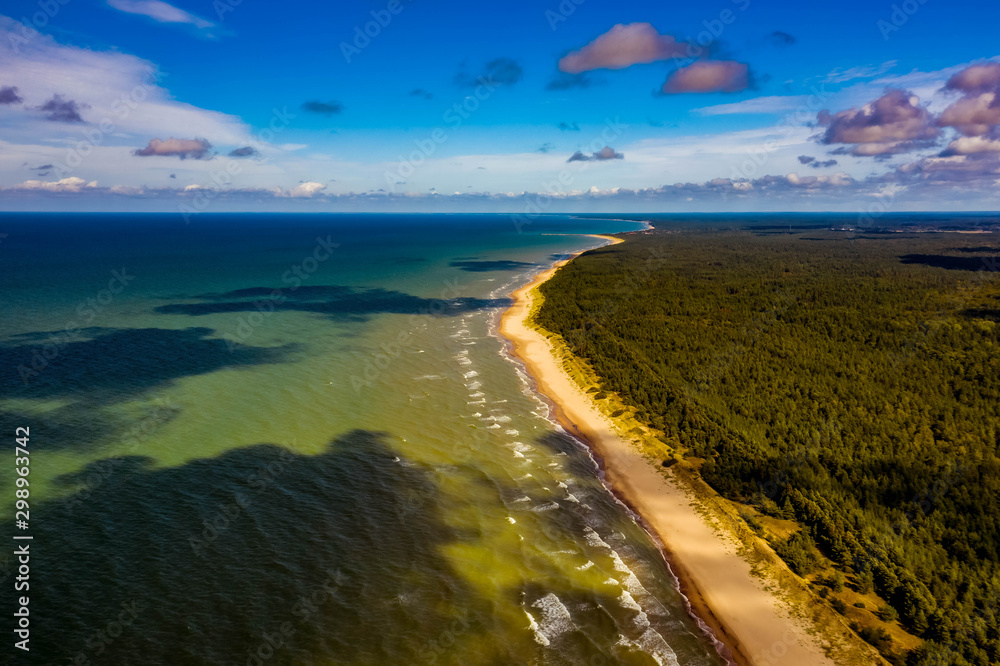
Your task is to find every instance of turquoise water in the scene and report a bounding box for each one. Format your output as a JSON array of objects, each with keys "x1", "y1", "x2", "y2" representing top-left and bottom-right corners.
[{"x1": 0, "y1": 214, "x2": 725, "y2": 665}]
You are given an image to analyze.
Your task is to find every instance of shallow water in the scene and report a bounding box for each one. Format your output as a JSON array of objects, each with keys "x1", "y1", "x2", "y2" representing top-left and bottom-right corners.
[{"x1": 0, "y1": 213, "x2": 725, "y2": 665}]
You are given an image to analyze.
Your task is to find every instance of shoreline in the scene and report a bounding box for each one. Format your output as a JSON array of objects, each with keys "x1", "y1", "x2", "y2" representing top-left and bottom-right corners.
[{"x1": 498, "y1": 233, "x2": 835, "y2": 666}]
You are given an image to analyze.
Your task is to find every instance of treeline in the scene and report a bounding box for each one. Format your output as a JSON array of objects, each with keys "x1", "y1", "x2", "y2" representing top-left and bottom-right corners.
[{"x1": 536, "y1": 222, "x2": 1000, "y2": 665}]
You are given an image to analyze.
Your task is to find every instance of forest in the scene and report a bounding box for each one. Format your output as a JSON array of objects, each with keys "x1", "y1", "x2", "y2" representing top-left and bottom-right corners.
[{"x1": 536, "y1": 216, "x2": 1000, "y2": 665}]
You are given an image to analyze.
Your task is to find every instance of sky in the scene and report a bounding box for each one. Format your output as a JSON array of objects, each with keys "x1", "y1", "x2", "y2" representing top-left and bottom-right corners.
[{"x1": 1, "y1": 0, "x2": 1000, "y2": 213}]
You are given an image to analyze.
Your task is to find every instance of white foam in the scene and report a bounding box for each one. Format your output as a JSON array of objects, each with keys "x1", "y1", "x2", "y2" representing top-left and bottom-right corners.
[
  {"x1": 632, "y1": 628, "x2": 680, "y2": 666},
  {"x1": 618, "y1": 590, "x2": 642, "y2": 612},
  {"x1": 524, "y1": 610, "x2": 549, "y2": 646},
  {"x1": 610, "y1": 552, "x2": 648, "y2": 599},
  {"x1": 583, "y1": 526, "x2": 612, "y2": 550},
  {"x1": 531, "y1": 593, "x2": 577, "y2": 645}
]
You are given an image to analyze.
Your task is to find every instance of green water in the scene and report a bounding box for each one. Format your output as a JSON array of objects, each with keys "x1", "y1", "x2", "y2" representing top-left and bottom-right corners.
[{"x1": 0, "y1": 213, "x2": 726, "y2": 665}]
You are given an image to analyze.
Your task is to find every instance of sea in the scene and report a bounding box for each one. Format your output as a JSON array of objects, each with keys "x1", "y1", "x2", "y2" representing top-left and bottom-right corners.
[{"x1": 0, "y1": 213, "x2": 726, "y2": 666}]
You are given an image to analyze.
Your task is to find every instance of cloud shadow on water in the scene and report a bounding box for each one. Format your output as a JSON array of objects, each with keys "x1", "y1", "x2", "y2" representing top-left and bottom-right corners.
[
  {"x1": 154, "y1": 285, "x2": 511, "y2": 321},
  {"x1": 0, "y1": 326, "x2": 294, "y2": 454},
  {"x1": 0, "y1": 326, "x2": 297, "y2": 403},
  {"x1": 0, "y1": 400, "x2": 179, "y2": 453},
  {"x1": 448, "y1": 259, "x2": 537, "y2": 272},
  {"x1": 3, "y1": 431, "x2": 493, "y2": 665}
]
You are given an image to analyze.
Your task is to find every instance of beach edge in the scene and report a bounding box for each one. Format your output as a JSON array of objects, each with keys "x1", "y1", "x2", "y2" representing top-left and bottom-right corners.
[{"x1": 497, "y1": 233, "x2": 841, "y2": 666}]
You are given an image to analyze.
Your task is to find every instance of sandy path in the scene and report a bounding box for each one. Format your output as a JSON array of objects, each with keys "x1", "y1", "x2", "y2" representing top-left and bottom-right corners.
[{"x1": 498, "y1": 235, "x2": 834, "y2": 666}]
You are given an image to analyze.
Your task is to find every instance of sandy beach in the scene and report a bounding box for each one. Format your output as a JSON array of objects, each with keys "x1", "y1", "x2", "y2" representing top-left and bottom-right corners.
[{"x1": 499, "y1": 234, "x2": 836, "y2": 666}]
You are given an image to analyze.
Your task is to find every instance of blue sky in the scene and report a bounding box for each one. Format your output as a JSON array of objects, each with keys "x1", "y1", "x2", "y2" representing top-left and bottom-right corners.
[{"x1": 1, "y1": 0, "x2": 1000, "y2": 212}]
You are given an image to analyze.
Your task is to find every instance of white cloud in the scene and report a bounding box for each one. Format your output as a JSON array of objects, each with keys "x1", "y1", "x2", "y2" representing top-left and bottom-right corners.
[
  {"x1": 106, "y1": 0, "x2": 214, "y2": 30},
  {"x1": 0, "y1": 17, "x2": 248, "y2": 144},
  {"x1": 0, "y1": 16, "x2": 305, "y2": 189},
  {"x1": 15, "y1": 176, "x2": 97, "y2": 191},
  {"x1": 943, "y1": 136, "x2": 1000, "y2": 155},
  {"x1": 288, "y1": 181, "x2": 326, "y2": 197},
  {"x1": 694, "y1": 95, "x2": 814, "y2": 116},
  {"x1": 823, "y1": 61, "x2": 897, "y2": 84}
]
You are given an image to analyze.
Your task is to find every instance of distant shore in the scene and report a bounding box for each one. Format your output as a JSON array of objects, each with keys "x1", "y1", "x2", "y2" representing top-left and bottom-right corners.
[{"x1": 498, "y1": 233, "x2": 835, "y2": 666}]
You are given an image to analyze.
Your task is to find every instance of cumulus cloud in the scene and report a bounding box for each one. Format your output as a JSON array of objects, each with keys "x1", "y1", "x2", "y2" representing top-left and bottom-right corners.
[
  {"x1": 567, "y1": 146, "x2": 624, "y2": 162},
  {"x1": 890, "y1": 152, "x2": 1000, "y2": 184},
  {"x1": 936, "y1": 63, "x2": 1000, "y2": 137},
  {"x1": 107, "y1": 0, "x2": 214, "y2": 30},
  {"x1": 662, "y1": 61, "x2": 750, "y2": 94},
  {"x1": 289, "y1": 181, "x2": 326, "y2": 198},
  {"x1": 818, "y1": 89, "x2": 939, "y2": 156},
  {"x1": 558, "y1": 121, "x2": 580, "y2": 132},
  {"x1": 7, "y1": 166, "x2": 1000, "y2": 211},
  {"x1": 783, "y1": 172, "x2": 854, "y2": 188},
  {"x1": 0, "y1": 86, "x2": 22, "y2": 105},
  {"x1": 938, "y1": 94, "x2": 1000, "y2": 137},
  {"x1": 228, "y1": 146, "x2": 259, "y2": 158},
  {"x1": 940, "y1": 136, "x2": 1000, "y2": 156},
  {"x1": 558, "y1": 23, "x2": 689, "y2": 74},
  {"x1": 302, "y1": 100, "x2": 343, "y2": 115},
  {"x1": 408, "y1": 88, "x2": 433, "y2": 100},
  {"x1": 455, "y1": 57, "x2": 523, "y2": 87},
  {"x1": 0, "y1": 16, "x2": 251, "y2": 163},
  {"x1": 37, "y1": 94, "x2": 87, "y2": 122},
  {"x1": 944, "y1": 62, "x2": 1000, "y2": 96},
  {"x1": 15, "y1": 176, "x2": 97, "y2": 192},
  {"x1": 134, "y1": 137, "x2": 212, "y2": 159}
]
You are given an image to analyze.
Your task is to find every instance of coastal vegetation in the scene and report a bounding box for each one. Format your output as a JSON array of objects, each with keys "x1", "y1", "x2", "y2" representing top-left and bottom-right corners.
[{"x1": 535, "y1": 219, "x2": 1000, "y2": 665}]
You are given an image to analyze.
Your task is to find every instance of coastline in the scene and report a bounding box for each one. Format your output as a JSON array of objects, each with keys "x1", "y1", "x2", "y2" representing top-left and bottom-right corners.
[{"x1": 498, "y1": 234, "x2": 836, "y2": 666}]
